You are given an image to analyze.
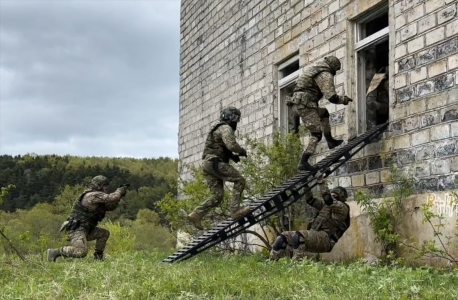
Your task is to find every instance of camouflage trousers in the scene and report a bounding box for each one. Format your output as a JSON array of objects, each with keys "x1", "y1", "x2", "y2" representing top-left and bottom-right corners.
[
  {"x1": 293, "y1": 105, "x2": 332, "y2": 155},
  {"x1": 61, "y1": 227, "x2": 110, "y2": 258},
  {"x1": 269, "y1": 230, "x2": 335, "y2": 261},
  {"x1": 193, "y1": 159, "x2": 246, "y2": 216}
]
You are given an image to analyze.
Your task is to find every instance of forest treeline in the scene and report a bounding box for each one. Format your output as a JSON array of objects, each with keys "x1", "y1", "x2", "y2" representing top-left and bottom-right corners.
[{"x1": 0, "y1": 154, "x2": 178, "y2": 222}]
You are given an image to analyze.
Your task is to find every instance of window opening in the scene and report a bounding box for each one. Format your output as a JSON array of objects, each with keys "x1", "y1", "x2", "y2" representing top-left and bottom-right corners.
[
  {"x1": 278, "y1": 54, "x2": 300, "y2": 135},
  {"x1": 355, "y1": 6, "x2": 390, "y2": 134}
]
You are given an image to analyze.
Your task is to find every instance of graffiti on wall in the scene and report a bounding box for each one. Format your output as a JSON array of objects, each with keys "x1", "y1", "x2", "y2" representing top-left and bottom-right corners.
[{"x1": 427, "y1": 192, "x2": 458, "y2": 217}]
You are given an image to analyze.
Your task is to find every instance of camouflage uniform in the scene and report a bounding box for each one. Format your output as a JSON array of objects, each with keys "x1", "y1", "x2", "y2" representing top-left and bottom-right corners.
[
  {"x1": 269, "y1": 179, "x2": 350, "y2": 261},
  {"x1": 288, "y1": 56, "x2": 353, "y2": 171},
  {"x1": 366, "y1": 67, "x2": 389, "y2": 131},
  {"x1": 188, "y1": 107, "x2": 250, "y2": 230},
  {"x1": 46, "y1": 176, "x2": 127, "y2": 261}
]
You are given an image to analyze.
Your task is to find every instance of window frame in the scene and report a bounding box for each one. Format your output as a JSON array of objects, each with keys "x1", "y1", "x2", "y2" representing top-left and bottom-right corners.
[
  {"x1": 277, "y1": 54, "x2": 301, "y2": 135},
  {"x1": 354, "y1": 5, "x2": 389, "y2": 135}
]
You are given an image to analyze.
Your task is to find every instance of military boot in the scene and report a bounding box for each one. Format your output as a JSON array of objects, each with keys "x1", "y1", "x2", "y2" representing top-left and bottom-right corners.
[
  {"x1": 297, "y1": 153, "x2": 317, "y2": 172},
  {"x1": 230, "y1": 206, "x2": 250, "y2": 219},
  {"x1": 187, "y1": 211, "x2": 204, "y2": 230},
  {"x1": 47, "y1": 248, "x2": 62, "y2": 262},
  {"x1": 93, "y1": 251, "x2": 105, "y2": 261},
  {"x1": 324, "y1": 132, "x2": 343, "y2": 149}
]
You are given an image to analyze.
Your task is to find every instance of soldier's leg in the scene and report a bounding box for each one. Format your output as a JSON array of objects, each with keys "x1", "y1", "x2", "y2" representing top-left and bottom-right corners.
[
  {"x1": 317, "y1": 107, "x2": 343, "y2": 149},
  {"x1": 87, "y1": 227, "x2": 110, "y2": 260},
  {"x1": 60, "y1": 229, "x2": 89, "y2": 258},
  {"x1": 212, "y1": 162, "x2": 248, "y2": 219},
  {"x1": 269, "y1": 231, "x2": 295, "y2": 260},
  {"x1": 297, "y1": 108, "x2": 322, "y2": 171},
  {"x1": 366, "y1": 94, "x2": 378, "y2": 131},
  {"x1": 189, "y1": 161, "x2": 224, "y2": 229},
  {"x1": 291, "y1": 230, "x2": 334, "y2": 261}
]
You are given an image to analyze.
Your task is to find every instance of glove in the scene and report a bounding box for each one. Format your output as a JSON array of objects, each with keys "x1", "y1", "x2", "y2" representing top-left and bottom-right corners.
[
  {"x1": 316, "y1": 174, "x2": 325, "y2": 184},
  {"x1": 231, "y1": 155, "x2": 240, "y2": 163},
  {"x1": 239, "y1": 148, "x2": 247, "y2": 157},
  {"x1": 342, "y1": 96, "x2": 353, "y2": 105},
  {"x1": 118, "y1": 186, "x2": 127, "y2": 197}
]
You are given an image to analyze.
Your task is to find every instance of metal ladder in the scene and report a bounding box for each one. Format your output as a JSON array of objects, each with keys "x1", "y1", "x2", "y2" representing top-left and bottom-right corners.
[{"x1": 162, "y1": 122, "x2": 389, "y2": 263}]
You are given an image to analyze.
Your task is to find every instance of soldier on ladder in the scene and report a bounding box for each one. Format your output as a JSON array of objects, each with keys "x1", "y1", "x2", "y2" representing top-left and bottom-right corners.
[
  {"x1": 269, "y1": 174, "x2": 351, "y2": 261},
  {"x1": 287, "y1": 56, "x2": 353, "y2": 172},
  {"x1": 188, "y1": 106, "x2": 250, "y2": 230}
]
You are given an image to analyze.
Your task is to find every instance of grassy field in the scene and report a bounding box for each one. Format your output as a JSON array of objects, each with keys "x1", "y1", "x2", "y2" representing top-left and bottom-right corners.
[{"x1": 1, "y1": 251, "x2": 458, "y2": 300}]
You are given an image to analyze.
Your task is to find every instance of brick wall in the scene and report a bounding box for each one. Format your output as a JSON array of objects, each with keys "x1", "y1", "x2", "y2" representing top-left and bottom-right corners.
[
  {"x1": 179, "y1": 0, "x2": 458, "y2": 196},
  {"x1": 389, "y1": 0, "x2": 458, "y2": 194}
]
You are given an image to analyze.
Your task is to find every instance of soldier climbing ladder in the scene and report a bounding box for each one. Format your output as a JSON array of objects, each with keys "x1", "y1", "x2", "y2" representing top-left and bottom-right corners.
[{"x1": 162, "y1": 122, "x2": 389, "y2": 264}]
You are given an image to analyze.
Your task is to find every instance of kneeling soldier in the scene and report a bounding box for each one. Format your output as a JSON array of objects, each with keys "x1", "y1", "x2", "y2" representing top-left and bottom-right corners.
[{"x1": 47, "y1": 175, "x2": 127, "y2": 261}]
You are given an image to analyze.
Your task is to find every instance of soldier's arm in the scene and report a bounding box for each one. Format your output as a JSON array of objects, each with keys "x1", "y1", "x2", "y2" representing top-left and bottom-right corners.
[
  {"x1": 315, "y1": 72, "x2": 351, "y2": 105},
  {"x1": 331, "y1": 200, "x2": 350, "y2": 223},
  {"x1": 219, "y1": 125, "x2": 245, "y2": 154},
  {"x1": 86, "y1": 188, "x2": 125, "y2": 206},
  {"x1": 304, "y1": 187, "x2": 325, "y2": 211}
]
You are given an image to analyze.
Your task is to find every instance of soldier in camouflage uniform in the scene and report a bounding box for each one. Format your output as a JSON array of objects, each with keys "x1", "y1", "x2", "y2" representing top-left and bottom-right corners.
[
  {"x1": 188, "y1": 107, "x2": 250, "y2": 230},
  {"x1": 366, "y1": 66, "x2": 389, "y2": 131},
  {"x1": 287, "y1": 56, "x2": 353, "y2": 172},
  {"x1": 269, "y1": 175, "x2": 350, "y2": 261},
  {"x1": 46, "y1": 175, "x2": 127, "y2": 261}
]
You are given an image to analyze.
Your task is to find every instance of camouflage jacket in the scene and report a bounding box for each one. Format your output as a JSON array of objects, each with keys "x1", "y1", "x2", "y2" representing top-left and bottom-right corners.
[
  {"x1": 292, "y1": 61, "x2": 348, "y2": 106},
  {"x1": 306, "y1": 183, "x2": 350, "y2": 239},
  {"x1": 202, "y1": 121, "x2": 244, "y2": 163},
  {"x1": 67, "y1": 188, "x2": 124, "y2": 232}
]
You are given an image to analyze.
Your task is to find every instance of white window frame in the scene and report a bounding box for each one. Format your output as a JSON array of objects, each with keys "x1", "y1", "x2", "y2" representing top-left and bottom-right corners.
[
  {"x1": 355, "y1": 6, "x2": 389, "y2": 135},
  {"x1": 278, "y1": 55, "x2": 301, "y2": 135}
]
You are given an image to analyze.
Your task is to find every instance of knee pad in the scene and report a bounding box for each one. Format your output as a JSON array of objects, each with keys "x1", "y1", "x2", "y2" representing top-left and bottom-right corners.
[
  {"x1": 272, "y1": 234, "x2": 287, "y2": 251},
  {"x1": 310, "y1": 132, "x2": 323, "y2": 142},
  {"x1": 74, "y1": 249, "x2": 88, "y2": 258},
  {"x1": 292, "y1": 231, "x2": 304, "y2": 249}
]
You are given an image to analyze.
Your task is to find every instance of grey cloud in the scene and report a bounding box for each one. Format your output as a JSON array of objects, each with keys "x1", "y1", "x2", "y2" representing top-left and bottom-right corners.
[{"x1": 0, "y1": 0, "x2": 180, "y2": 158}]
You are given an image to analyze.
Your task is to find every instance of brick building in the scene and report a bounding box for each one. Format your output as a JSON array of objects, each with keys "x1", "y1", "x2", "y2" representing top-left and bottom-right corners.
[{"x1": 178, "y1": 0, "x2": 458, "y2": 262}]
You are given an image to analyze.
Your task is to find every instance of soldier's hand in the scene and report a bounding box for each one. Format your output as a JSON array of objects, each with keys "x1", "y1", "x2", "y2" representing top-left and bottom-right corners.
[
  {"x1": 120, "y1": 187, "x2": 127, "y2": 197},
  {"x1": 343, "y1": 96, "x2": 353, "y2": 105},
  {"x1": 316, "y1": 174, "x2": 325, "y2": 184},
  {"x1": 239, "y1": 148, "x2": 247, "y2": 157}
]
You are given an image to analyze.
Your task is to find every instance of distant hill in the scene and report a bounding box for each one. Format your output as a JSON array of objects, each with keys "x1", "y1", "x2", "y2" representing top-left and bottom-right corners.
[{"x1": 0, "y1": 154, "x2": 178, "y2": 219}]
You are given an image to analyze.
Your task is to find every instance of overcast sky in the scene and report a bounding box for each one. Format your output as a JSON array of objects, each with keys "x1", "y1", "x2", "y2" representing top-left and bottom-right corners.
[{"x1": 0, "y1": 0, "x2": 180, "y2": 159}]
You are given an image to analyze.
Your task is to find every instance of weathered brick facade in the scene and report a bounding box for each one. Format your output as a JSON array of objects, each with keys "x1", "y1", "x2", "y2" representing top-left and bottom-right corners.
[{"x1": 178, "y1": 0, "x2": 458, "y2": 262}]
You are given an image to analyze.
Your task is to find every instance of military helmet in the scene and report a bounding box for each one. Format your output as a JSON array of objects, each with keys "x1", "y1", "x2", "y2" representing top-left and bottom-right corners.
[
  {"x1": 324, "y1": 56, "x2": 342, "y2": 72},
  {"x1": 220, "y1": 106, "x2": 241, "y2": 123},
  {"x1": 90, "y1": 175, "x2": 109, "y2": 190},
  {"x1": 330, "y1": 186, "x2": 348, "y2": 202}
]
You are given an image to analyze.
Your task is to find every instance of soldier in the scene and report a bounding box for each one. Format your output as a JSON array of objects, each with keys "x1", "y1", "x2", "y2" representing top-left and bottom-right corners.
[
  {"x1": 287, "y1": 56, "x2": 353, "y2": 172},
  {"x1": 187, "y1": 106, "x2": 250, "y2": 230},
  {"x1": 269, "y1": 175, "x2": 350, "y2": 261},
  {"x1": 46, "y1": 175, "x2": 127, "y2": 261},
  {"x1": 366, "y1": 66, "x2": 389, "y2": 131}
]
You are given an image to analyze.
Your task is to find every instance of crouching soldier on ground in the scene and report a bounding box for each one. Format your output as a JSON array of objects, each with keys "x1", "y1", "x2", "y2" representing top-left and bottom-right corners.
[
  {"x1": 269, "y1": 175, "x2": 350, "y2": 261},
  {"x1": 47, "y1": 175, "x2": 127, "y2": 261},
  {"x1": 188, "y1": 106, "x2": 250, "y2": 230}
]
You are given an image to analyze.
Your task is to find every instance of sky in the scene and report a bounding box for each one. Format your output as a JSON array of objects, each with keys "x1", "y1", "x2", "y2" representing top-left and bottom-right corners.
[{"x1": 0, "y1": 0, "x2": 181, "y2": 159}]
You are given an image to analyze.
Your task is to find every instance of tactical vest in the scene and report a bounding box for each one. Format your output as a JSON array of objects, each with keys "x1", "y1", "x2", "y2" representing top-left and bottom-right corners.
[
  {"x1": 68, "y1": 189, "x2": 106, "y2": 232},
  {"x1": 294, "y1": 62, "x2": 336, "y2": 104},
  {"x1": 201, "y1": 121, "x2": 234, "y2": 163},
  {"x1": 310, "y1": 201, "x2": 350, "y2": 239}
]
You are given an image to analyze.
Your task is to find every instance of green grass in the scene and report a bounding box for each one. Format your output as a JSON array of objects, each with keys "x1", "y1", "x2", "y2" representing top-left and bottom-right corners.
[{"x1": 1, "y1": 251, "x2": 458, "y2": 299}]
